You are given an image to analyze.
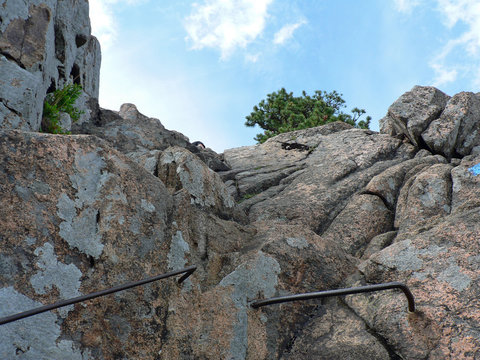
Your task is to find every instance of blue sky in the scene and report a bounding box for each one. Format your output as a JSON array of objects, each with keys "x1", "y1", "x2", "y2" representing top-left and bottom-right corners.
[{"x1": 89, "y1": 0, "x2": 480, "y2": 152}]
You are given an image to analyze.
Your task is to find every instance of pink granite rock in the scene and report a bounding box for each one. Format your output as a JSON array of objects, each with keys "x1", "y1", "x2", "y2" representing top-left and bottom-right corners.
[
  {"x1": 379, "y1": 86, "x2": 450, "y2": 146},
  {"x1": 422, "y1": 92, "x2": 480, "y2": 158}
]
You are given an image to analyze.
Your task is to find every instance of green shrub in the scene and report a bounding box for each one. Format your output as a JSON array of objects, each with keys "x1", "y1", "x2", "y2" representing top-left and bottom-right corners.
[{"x1": 42, "y1": 83, "x2": 84, "y2": 134}]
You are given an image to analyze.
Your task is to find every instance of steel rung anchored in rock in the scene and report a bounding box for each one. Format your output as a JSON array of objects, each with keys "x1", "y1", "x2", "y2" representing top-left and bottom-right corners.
[
  {"x1": 0, "y1": 265, "x2": 197, "y2": 326},
  {"x1": 251, "y1": 281, "x2": 415, "y2": 313}
]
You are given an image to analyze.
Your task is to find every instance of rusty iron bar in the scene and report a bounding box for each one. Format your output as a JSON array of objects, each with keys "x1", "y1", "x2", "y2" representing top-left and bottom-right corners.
[
  {"x1": 0, "y1": 265, "x2": 197, "y2": 326},
  {"x1": 250, "y1": 281, "x2": 415, "y2": 313}
]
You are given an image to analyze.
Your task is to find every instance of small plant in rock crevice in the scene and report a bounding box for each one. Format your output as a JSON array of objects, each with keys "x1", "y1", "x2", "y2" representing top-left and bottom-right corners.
[
  {"x1": 42, "y1": 83, "x2": 84, "y2": 134},
  {"x1": 238, "y1": 193, "x2": 258, "y2": 203}
]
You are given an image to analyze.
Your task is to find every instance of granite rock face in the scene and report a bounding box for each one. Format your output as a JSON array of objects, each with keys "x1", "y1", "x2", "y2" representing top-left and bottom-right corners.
[
  {"x1": 2, "y1": 3, "x2": 480, "y2": 356},
  {"x1": 0, "y1": 131, "x2": 174, "y2": 359},
  {"x1": 281, "y1": 300, "x2": 391, "y2": 360},
  {"x1": 422, "y1": 92, "x2": 480, "y2": 158},
  {"x1": 158, "y1": 146, "x2": 235, "y2": 218},
  {"x1": 2, "y1": 81, "x2": 480, "y2": 358},
  {"x1": 380, "y1": 85, "x2": 450, "y2": 146},
  {"x1": 226, "y1": 126, "x2": 416, "y2": 234},
  {"x1": 381, "y1": 85, "x2": 480, "y2": 159},
  {"x1": 71, "y1": 103, "x2": 230, "y2": 174},
  {"x1": 73, "y1": 103, "x2": 190, "y2": 154},
  {"x1": 0, "y1": 0, "x2": 101, "y2": 131}
]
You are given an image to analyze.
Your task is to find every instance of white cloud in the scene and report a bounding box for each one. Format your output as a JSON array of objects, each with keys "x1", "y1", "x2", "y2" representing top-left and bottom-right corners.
[
  {"x1": 184, "y1": 0, "x2": 273, "y2": 60},
  {"x1": 273, "y1": 20, "x2": 306, "y2": 45},
  {"x1": 89, "y1": 0, "x2": 117, "y2": 49},
  {"x1": 436, "y1": 0, "x2": 480, "y2": 55},
  {"x1": 245, "y1": 53, "x2": 260, "y2": 63},
  {"x1": 430, "y1": 62, "x2": 458, "y2": 86},
  {"x1": 431, "y1": 0, "x2": 480, "y2": 87},
  {"x1": 89, "y1": 0, "x2": 147, "y2": 49},
  {"x1": 393, "y1": 0, "x2": 421, "y2": 13},
  {"x1": 394, "y1": 0, "x2": 480, "y2": 88}
]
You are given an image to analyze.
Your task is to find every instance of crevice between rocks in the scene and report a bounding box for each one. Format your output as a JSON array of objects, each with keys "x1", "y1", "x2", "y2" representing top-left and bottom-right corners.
[
  {"x1": 0, "y1": 51, "x2": 26, "y2": 69},
  {"x1": 278, "y1": 303, "x2": 327, "y2": 358},
  {"x1": 0, "y1": 97, "x2": 22, "y2": 117},
  {"x1": 365, "y1": 325, "x2": 403, "y2": 360},
  {"x1": 75, "y1": 34, "x2": 88, "y2": 48},
  {"x1": 281, "y1": 142, "x2": 310, "y2": 152},
  {"x1": 416, "y1": 135, "x2": 434, "y2": 155},
  {"x1": 54, "y1": 24, "x2": 66, "y2": 63},
  {"x1": 236, "y1": 164, "x2": 305, "y2": 200},
  {"x1": 446, "y1": 166, "x2": 454, "y2": 216},
  {"x1": 339, "y1": 299, "x2": 403, "y2": 360},
  {"x1": 359, "y1": 190, "x2": 393, "y2": 212}
]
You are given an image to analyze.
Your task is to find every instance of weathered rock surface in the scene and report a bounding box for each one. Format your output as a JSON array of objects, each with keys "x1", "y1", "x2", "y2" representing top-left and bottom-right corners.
[
  {"x1": 0, "y1": 0, "x2": 100, "y2": 131},
  {"x1": 395, "y1": 163, "x2": 453, "y2": 233},
  {"x1": 380, "y1": 85, "x2": 450, "y2": 146},
  {"x1": 0, "y1": 130, "x2": 174, "y2": 359},
  {"x1": 161, "y1": 223, "x2": 356, "y2": 360},
  {"x1": 347, "y1": 196, "x2": 480, "y2": 359},
  {"x1": 423, "y1": 92, "x2": 480, "y2": 158},
  {"x1": 381, "y1": 85, "x2": 480, "y2": 159},
  {"x1": 158, "y1": 146, "x2": 235, "y2": 218},
  {"x1": 72, "y1": 103, "x2": 230, "y2": 175},
  {"x1": 3, "y1": 83, "x2": 480, "y2": 359},
  {"x1": 281, "y1": 300, "x2": 391, "y2": 360},
  {"x1": 2, "y1": 3, "x2": 480, "y2": 357},
  {"x1": 320, "y1": 194, "x2": 393, "y2": 258},
  {"x1": 73, "y1": 103, "x2": 190, "y2": 154},
  {"x1": 227, "y1": 127, "x2": 416, "y2": 234}
]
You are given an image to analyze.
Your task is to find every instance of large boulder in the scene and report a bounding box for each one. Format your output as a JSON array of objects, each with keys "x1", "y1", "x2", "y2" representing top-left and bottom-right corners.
[
  {"x1": 394, "y1": 163, "x2": 453, "y2": 233},
  {"x1": 240, "y1": 128, "x2": 416, "y2": 232},
  {"x1": 380, "y1": 86, "x2": 480, "y2": 159},
  {"x1": 0, "y1": 130, "x2": 174, "y2": 359},
  {"x1": 0, "y1": 130, "x2": 245, "y2": 359},
  {"x1": 161, "y1": 223, "x2": 357, "y2": 360},
  {"x1": 158, "y1": 146, "x2": 235, "y2": 218},
  {"x1": 364, "y1": 153, "x2": 447, "y2": 209},
  {"x1": 0, "y1": 55, "x2": 43, "y2": 130},
  {"x1": 422, "y1": 92, "x2": 480, "y2": 158},
  {"x1": 379, "y1": 86, "x2": 450, "y2": 146},
  {"x1": 450, "y1": 155, "x2": 480, "y2": 214},
  {"x1": 319, "y1": 193, "x2": 394, "y2": 258},
  {"x1": 73, "y1": 103, "x2": 190, "y2": 154},
  {"x1": 0, "y1": 0, "x2": 101, "y2": 131}
]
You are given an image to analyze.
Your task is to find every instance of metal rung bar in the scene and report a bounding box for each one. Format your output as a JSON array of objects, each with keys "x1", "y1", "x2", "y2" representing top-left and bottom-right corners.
[
  {"x1": 0, "y1": 265, "x2": 197, "y2": 326},
  {"x1": 250, "y1": 281, "x2": 415, "y2": 313}
]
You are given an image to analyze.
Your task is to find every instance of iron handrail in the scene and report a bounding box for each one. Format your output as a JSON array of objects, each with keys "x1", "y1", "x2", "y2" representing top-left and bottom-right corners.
[
  {"x1": 250, "y1": 281, "x2": 415, "y2": 313},
  {"x1": 0, "y1": 265, "x2": 197, "y2": 326}
]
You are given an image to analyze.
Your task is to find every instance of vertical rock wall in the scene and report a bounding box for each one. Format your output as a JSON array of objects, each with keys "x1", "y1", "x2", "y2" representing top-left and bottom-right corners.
[{"x1": 0, "y1": 0, "x2": 100, "y2": 131}]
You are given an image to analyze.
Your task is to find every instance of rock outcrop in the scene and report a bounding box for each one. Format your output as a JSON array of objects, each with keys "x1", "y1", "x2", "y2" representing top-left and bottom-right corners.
[
  {"x1": 381, "y1": 85, "x2": 480, "y2": 159},
  {"x1": 2, "y1": 2, "x2": 480, "y2": 359},
  {"x1": 0, "y1": 0, "x2": 100, "y2": 131}
]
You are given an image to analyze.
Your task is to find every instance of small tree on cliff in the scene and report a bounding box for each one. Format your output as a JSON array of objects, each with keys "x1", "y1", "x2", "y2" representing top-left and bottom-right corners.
[{"x1": 245, "y1": 88, "x2": 371, "y2": 143}]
